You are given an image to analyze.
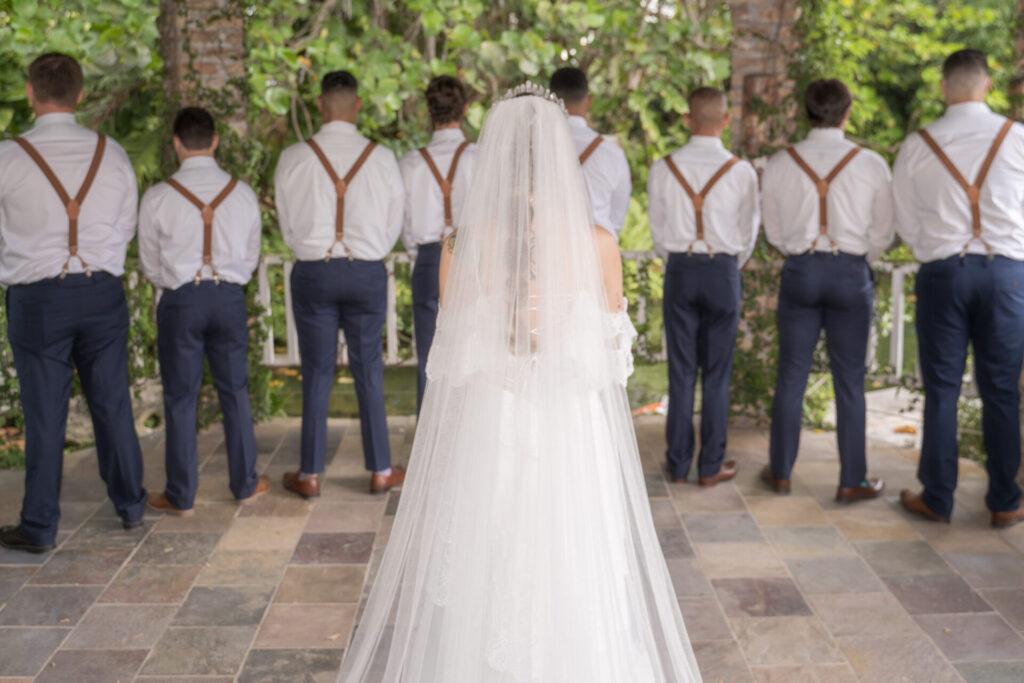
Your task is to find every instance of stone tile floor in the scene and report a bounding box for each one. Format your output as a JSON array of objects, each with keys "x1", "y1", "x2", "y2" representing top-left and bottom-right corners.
[{"x1": 1, "y1": 415, "x2": 1024, "y2": 682}]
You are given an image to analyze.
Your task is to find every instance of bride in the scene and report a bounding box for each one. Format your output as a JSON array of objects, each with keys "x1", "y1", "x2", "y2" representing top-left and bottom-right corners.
[{"x1": 339, "y1": 83, "x2": 702, "y2": 682}]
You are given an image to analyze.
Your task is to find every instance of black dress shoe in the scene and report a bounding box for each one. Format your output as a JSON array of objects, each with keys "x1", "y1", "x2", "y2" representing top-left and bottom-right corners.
[
  {"x1": 122, "y1": 518, "x2": 144, "y2": 530},
  {"x1": 0, "y1": 525, "x2": 55, "y2": 554}
]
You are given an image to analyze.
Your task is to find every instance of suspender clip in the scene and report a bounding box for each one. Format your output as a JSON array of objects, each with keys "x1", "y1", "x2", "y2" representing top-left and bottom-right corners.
[{"x1": 832, "y1": 245, "x2": 840, "y2": 256}]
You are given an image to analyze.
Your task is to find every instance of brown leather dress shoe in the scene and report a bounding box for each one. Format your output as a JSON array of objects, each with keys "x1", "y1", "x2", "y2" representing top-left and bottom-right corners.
[
  {"x1": 991, "y1": 506, "x2": 1024, "y2": 529},
  {"x1": 699, "y1": 460, "x2": 737, "y2": 488},
  {"x1": 836, "y1": 478, "x2": 885, "y2": 503},
  {"x1": 370, "y1": 466, "x2": 406, "y2": 494},
  {"x1": 283, "y1": 471, "x2": 321, "y2": 499},
  {"x1": 760, "y1": 464, "x2": 791, "y2": 494},
  {"x1": 0, "y1": 525, "x2": 54, "y2": 554},
  {"x1": 147, "y1": 492, "x2": 195, "y2": 517},
  {"x1": 899, "y1": 489, "x2": 950, "y2": 524},
  {"x1": 238, "y1": 475, "x2": 271, "y2": 504}
]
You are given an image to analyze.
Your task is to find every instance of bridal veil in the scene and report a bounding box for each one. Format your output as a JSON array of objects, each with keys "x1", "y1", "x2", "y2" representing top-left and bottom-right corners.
[{"x1": 339, "y1": 85, "x2": 702, "y2": 683}]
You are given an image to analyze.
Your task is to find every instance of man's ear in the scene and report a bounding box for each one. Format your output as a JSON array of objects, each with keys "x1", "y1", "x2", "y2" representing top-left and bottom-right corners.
[
  {"x1": 316, "y1": 96, "x2": 324, "y2": 113},
  {"x1": 940, "y1": 79, "x2": 948, "y2": 100},
  {"x1": 210, "y1": 133, "x2": 219, "y2": 154},
  {"x1": 76, "y1": 89, "x2": 83, "y2": 105},
  {"x1": 683, "y1": 113, "x2": 692, "y2": 130},
  {"x1": 585, "y1": 93, "x2": 593, "y2": 112},
  {"x1": 172, "y1": 135, "x2": 183, "y2": 158},
  {"x1": 355, "y1": 96, "x2": 363, "y2": 115},
  {"x1": 25, "y1": 82, "x2": 34, "y2": 106},
  {"x1": 984, "y1": 76, "x2": 992, "y2": 94}
]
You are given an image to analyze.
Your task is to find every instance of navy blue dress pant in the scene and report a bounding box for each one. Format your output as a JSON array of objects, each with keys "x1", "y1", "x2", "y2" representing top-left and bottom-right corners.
[
  {"x1": 412, "y1": 242, "x2": 442, "y2": 413},
  {"x1": 291, "y1": 259, "x2": 391, "y2": 474},
  {"x1": 915, "y1": 255, "x2": 1024, "y2": 518},
  {"x1": 663, "y1": 253, "x2": 741, "y2": 479},
  {"x1": 769, "y1": 253, "x2": 873, "y2": 488},
  {"x1": 6, "y1": 272, "x2": 146, "y2": 545},
  {"x1": 157, "y1": 282, "x2": 258, "y2": 510}
]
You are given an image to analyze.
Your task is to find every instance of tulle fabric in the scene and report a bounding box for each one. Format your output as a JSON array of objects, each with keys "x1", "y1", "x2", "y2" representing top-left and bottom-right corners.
[{"x1": 339, "y1": 93, "x2": 702, "y2": 683}]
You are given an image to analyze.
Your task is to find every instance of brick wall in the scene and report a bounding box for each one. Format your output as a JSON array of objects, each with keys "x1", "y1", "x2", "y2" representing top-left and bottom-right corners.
[
  {"x1": 158, "y1": 0, "x2": 246, "y2": 134},
  {"x1": 728, "y1": 0, "x2": 801, "y2": 156}
]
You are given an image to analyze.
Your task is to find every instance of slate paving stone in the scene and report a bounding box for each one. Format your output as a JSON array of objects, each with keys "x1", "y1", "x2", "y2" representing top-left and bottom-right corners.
[
  {"x1": 785, "y1": 557, "x2": 884, "y2": 594},
  {"x1": 255, "y1": 604, "x2": 356, "y2": 649},
  {"x1": 0, "y1": 627, "x2": 69, "y2": 676},
  {"x1": 746, "y1": 497, "x2": 828, "y2": 527},
  {"x1": 665, "y1": 558, "x2": 713, "y2": 597},
  {"x1": 99, "y1": 565, "x2": 202, "y2": 603},
  {"x1": 696, "y1": 543, "x2": 788, "y2": 579},
  {"x1": 808, "y1": 592, "x2": 921, "y2": 638},
  {"x1": 644, "y1": 473, "x2": 668, "y2": 498},
  {"x1": 238, "y1": 648, "x2": 344, "y2": 683},
  {"x1": 218, "y1": 517, "x2": 307, "y2": 551},
  {"x1": 63, "y1": 519, "x2": 148, "y2": 550},
  {"x1": 762, "y1": 526, "x2": 853, "y2": 558},
  {"x1": 173, "y1": 585, "x2": 275, "y2": 626},
  {"x1": 979, "y1": 588, "x2": 1024, "y2": 630},
  {"x1": 196, "y1": 549, "x2": 292, "y2": 587},
  {"x1": 152, "y1": 502, "x2": 239, "y2": 533},
  {"x1": 853, "y1": 540, "x2": 952, "y2": 576},
  {"x1": 0, "y1": 567, "x2": 35, "y2": 603},
  {"x1": 955, "y1": 661, "x2": 1024, "y2": 683},
  {"x1": 0, "y1": 585, "x2": 101, "y2": 626},
  {"x1": 130, "y1": 532, "x2": 222, "y2": 566},
  {"x1": 677, "y1": 597, "x2": 733, "y2": 641},
  {"x1": 142, "y1": 626, "x2": 256, "y2": 676},
  {"x1": 837, "y1": 635, "x2": 963, "y2": 683},
  {"x1": 305, "y1": 501, "x2": 388, "y2": 533},
  {"x1": 292, "y1": 532, "x2": 375, "y2": 565},
  {"x1": 384, "y1": 490, "x2": 401, "y2": 516},
  {"x1": 684, "y1": 513, "x2": 764, "y2": 543},
  {"x1": 730, "y1": 616, "x2": 844, "y2": 666},
  {"x1": 882, "y1": 573, "x2": 993, "y2": 614},
  {"x1": 671, "y1": 481, "x2": 749, "y2": 513},
  {"x1": 28, "y1": 548, "x2": 131, "y2": 585},
  {"x1": 750, "y1": 663, "x2": 858, "y2": 683},
  {"x1": 692, "y1": 639, "x2": 755, "y2": 683},
  {"x1": 0, "y1": 546, "x2": 53, "y2": 566},
  {"x1": 944, "y1": 552, "x2": 1024, "y2": 589},
  {"x1": 656, "y1": 527, "x2": 694, "y2": 558},
  {"x1": 914, "y1": 613, "x2": 1024, "y2": 661},
  {"x1": 712, "y1": 578, "x2": 812, "y2": 618},
  {"x1": 34, "y1": 648, "x2": 147, "y2": 683},
  {"x1": 275, "y1": 565, "x2": 366, "y2": 603},
  {"x1": 64, "y1": 604, "x2": 176, "y2": 649}
]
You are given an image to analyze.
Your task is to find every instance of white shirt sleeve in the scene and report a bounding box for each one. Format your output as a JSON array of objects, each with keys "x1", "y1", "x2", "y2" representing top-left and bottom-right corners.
[
  {"x1": 892, "y1": 136, "x2": 922, "y2": 259},
  {"x1": 610, "y1": 150, "x2": 632, "y2": 236},
  {"x1": 273, "y1": 148, "x2": 297, "y2": 252},
  {"x1": 647, "y1": 161, "x2": 668, "y2": 260},
  {"x1": 382, "y1": 148, "x2": 405, "y2": 253},
  {"x1": 137, "y1": 186, "x2": 161, "y2": 285},
  {"x1": 761, "y1": 155, "x2": 784, "y2": 254},
  {"x1": 115, "y1": 146, "x2": 139, "y2": 249},
  {"x1": 738, "y1": 161, "x2": 761, "y2": 268},
  {"x1": 866, "y1": 154, "x2": 896, "y2": 264},
  {"x1": 243, "y1": 184, "x2": 262, "y2": 277}
]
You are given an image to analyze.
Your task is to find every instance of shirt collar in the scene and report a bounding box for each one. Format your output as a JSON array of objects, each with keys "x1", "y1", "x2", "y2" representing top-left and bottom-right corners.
[
  {"x1": 806, "y1": 127, "x2": 847, "y2": 142},
  {"x1": 32, "y1": 112, "x2": 78, "y2": 129},
  {"x1": 320, "y1": 120, "x2": 359, "y2": 135},
  {"x1": 945, "y1": 101, "x2": 991, "y2": 118},
  {"x1": 685, "y1": 135, "x2": 725, "y2": 150},
  {"x1": 179, "y1": 156, "x2": 220, "y2": 171},
  {"x1": 430, "y1": 128, "x2": 466, "y2": 144},
  {"x1": 568, "y1": 115, "x2": 591, "y2": 131}
]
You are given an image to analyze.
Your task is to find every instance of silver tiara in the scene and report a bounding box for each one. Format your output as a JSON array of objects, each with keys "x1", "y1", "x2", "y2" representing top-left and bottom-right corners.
[{"x1": 499, "y1": 81, "x2": 568, "y2": 116}]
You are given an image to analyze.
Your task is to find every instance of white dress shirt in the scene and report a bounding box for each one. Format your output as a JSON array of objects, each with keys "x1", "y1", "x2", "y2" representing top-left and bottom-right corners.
[
  {"x1": 648, "y1": 136, "x2": 760, "y2": 266},
  {"x1": 762, "y1": 127, "x2": 896, "y2": 263},
  {"x1": 274, "y1": 120, "x2": 404, "y2": 261},
  {"x1": 138, "y1": 156, "x2": 261, "y2": 290},
  {"x1": 0, "y1": 113, "x2": 138, "y2": 286},
  {"x1": 568, "y1": 115, "x2": 632, "y2": 237},
  {"x1": 398, "y1": 128, "x2": 478, "y2": 258},
  {"x1": 893, "y1": 102, "x2": 1024, "y2": 263}
]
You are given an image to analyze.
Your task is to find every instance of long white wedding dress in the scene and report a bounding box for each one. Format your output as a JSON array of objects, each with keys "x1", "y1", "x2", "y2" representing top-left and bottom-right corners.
[{"x1": 339, "y1": 85, "x2": 702, "y2": 683}]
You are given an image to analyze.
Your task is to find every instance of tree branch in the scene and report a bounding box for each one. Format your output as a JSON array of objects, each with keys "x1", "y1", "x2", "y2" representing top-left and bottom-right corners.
[{"x1": 290, "y1": 0, "x2": 340, "y2": 52}]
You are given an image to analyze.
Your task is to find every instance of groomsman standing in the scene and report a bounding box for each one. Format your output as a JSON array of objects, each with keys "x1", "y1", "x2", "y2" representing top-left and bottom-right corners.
[
  {"x1": 0, "y1": 53, "x2": 147, "y2": 552},
  {"x1": 399, "y1": 76, "x2": 477, "y2": 411},
  {"x1": 549, "y1": 67, "x2": 631, "y2": 237},
  {"x1": 139, "y1": 107, "x2": 269, "y2": 515},
  {"x1": 762, "y1": 79, "x2": 895, "y2": 501},
  {"x1": 274, "y1": 71, "x2": 405, "y2": 497},
  {"x1": 894, "y1": 50, "x2": 1024, "y2": 527},
  {"x1": 648, "y1": 87, "x2": 759, "y2": 486}
]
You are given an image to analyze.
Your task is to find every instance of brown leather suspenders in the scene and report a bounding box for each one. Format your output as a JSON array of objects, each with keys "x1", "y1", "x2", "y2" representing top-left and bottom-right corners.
[
  {"x1": 164, "y1": 177, "x2": 239, "y2": 284},
  {"x1": 578, "y1": 135, "x2": 603, "y2": 165},
  {"x1": 663, "y1": 155, "x2": 740, "y2": 257},
  {"x1": 305, "y1": 138, "x2": 378, "y2": 260},
  {"x1": 14, "y1": 134, "x2": 107, "y2": 277},
  {"x1": 917, "y1": 118, "x2": 1014, "y2": 257},
  {"x1": 419, "y1": 140, "x2": 470, "y2": 230},
  {"x1": 786, "y1": 145, "x2": 862, "y2": 255}
]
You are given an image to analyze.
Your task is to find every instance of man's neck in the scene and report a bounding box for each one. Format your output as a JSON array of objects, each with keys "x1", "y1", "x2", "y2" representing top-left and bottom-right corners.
[
  {"x1": 323, "y1": 115, "x2": 356, "y2": 125},
  {"x1": 946, "y1": 96, "x2": 985, "y2": 107},
  {"x1": 33, "y1": 105, "x2": 75, "y2": 118},
  {"x1": 433, "y1": 121, "x2": 462, "y2": 131},
  {"x1": 178, "y1": 150, "x2": 215, "y2": 163}
]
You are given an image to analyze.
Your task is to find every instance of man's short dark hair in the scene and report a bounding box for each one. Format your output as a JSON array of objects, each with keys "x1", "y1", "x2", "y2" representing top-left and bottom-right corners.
[
  {"x1": 943, "y1": 49, "x2": 988, "y2": 81},
  {"x1": 687, "y1": 86, "x2": 728, "y2": 130},
  {"x1": 804, "y1": 79, "x2": 852, "y2": 128},
  {"x1": 425, "y1": 76, "x2": 467, "y2": 126},
  {"x1": 173, "y1": 107, "x2": 216, "y2": 150},
  {"x1": 322, "y1": 70, "x2": 358, "y2": 97},
  {"x1": 549, "y1": 67, "x2": 589, "y2": 106},
  {"x1": 28, "y1": 53, "x2": 83, "y2": 108}
]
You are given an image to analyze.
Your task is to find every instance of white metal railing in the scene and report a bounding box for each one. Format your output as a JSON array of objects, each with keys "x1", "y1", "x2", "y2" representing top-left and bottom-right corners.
[{"x1": 256, "y1": 252, "x2": 923, "y2": 386}]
